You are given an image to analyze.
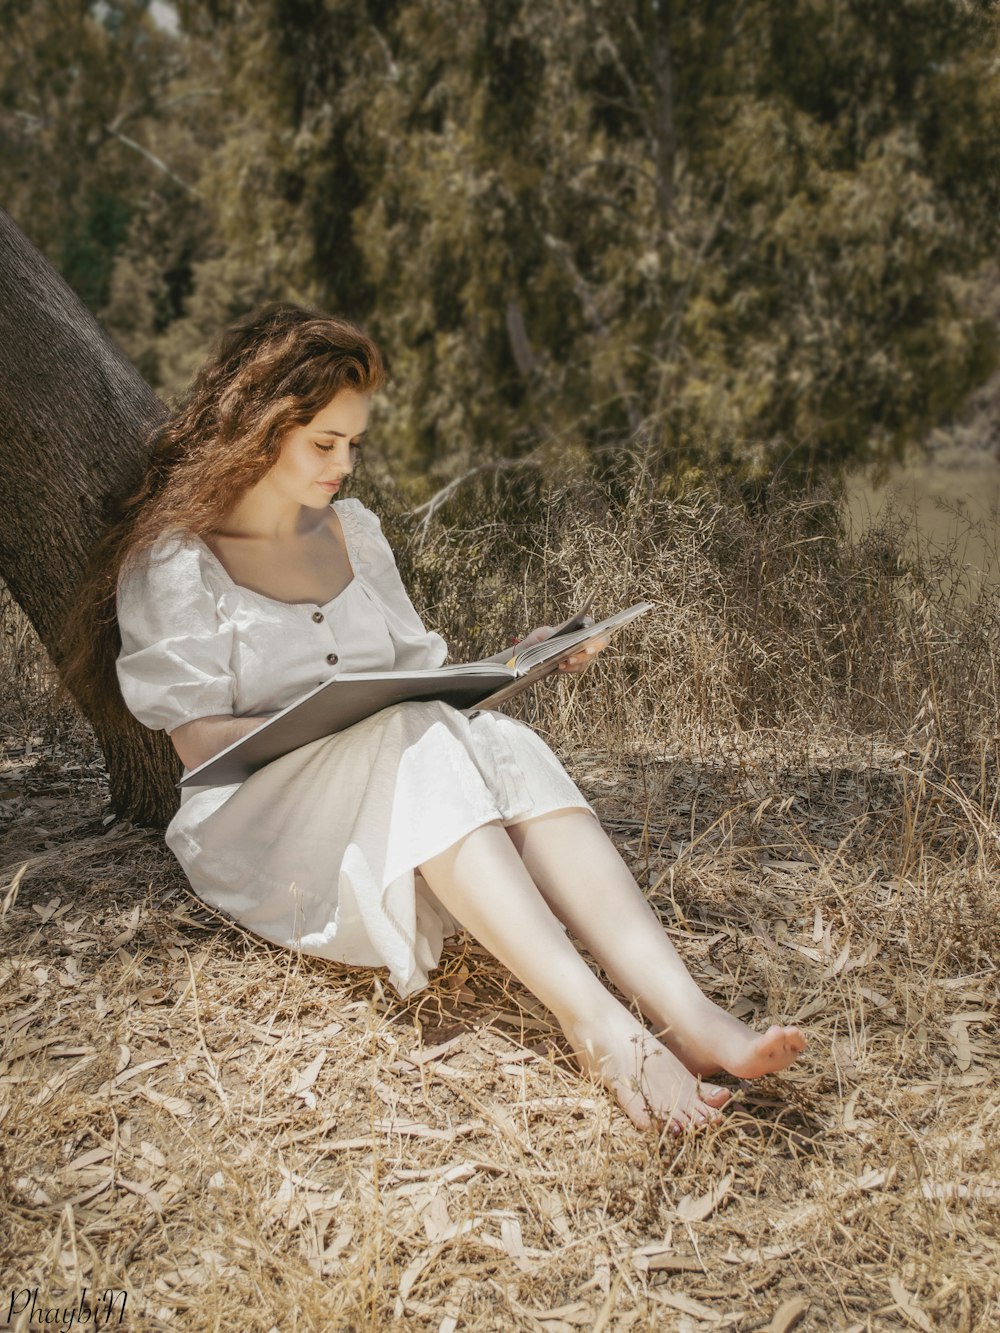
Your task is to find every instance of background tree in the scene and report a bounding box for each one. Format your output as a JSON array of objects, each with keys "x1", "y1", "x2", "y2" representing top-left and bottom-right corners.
[{"x1": 2, "y1": 0, "x2": 999, "y2": 493}]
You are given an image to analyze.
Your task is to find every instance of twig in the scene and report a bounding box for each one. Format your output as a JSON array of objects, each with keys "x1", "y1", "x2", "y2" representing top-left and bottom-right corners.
[
  {"x1": 103, "y1": 126, "x2": 198, "y2": 195},
  {"x1": 411, "y1": 458, "x2": 542, "y2": 540}
]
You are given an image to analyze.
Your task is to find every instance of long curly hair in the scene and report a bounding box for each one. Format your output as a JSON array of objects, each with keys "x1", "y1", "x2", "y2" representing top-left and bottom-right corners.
[{"x1": 63, "y1": 302, "x2": 385, "y2": 733}]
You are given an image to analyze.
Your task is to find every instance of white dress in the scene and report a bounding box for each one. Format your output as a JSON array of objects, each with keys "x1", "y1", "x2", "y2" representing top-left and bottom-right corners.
[{"x1": 116, "y1": 498, "x2": 592, "y2": 997}]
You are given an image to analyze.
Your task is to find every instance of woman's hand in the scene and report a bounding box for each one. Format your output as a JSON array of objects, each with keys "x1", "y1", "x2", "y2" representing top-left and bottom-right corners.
[{"x1": 516, "y1": 626, "x2": 611, "y2": 675}]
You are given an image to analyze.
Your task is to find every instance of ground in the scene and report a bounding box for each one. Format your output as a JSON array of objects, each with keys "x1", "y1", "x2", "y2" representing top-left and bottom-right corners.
[{"x1": 1, "y1": 730, "x2": 998, "y2": 1332}]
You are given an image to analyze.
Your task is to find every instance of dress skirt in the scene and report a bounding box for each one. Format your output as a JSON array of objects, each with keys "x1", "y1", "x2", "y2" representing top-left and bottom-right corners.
[{"x1": 164, "y1": 701, "x2": 593, "y2": 997}]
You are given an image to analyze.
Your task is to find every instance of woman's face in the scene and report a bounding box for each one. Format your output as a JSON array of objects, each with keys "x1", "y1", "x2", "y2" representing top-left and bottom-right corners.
[{"x1": 266, "y1": 387, "x2": 371, "y2": 509}]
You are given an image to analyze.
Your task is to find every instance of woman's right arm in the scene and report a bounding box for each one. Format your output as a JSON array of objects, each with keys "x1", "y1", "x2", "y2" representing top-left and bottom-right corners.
[
  {"x1": 117, "y1": 540, "x2": 244, "y2": 757},
  {"x1": 169, "y1": 712, "x2": 274, "y2": 772}
]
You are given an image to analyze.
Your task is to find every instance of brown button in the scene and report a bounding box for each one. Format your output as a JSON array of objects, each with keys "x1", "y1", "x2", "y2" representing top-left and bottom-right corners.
[
  {"x1": 326, "y1": 652, "x2": 339, "y2": 666},
  {"x1": 311, "y1": 610, "x2": 324, "y2": 623}
]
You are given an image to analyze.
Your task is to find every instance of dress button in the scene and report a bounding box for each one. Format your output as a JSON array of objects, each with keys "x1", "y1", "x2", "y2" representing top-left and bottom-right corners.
[
  {"x1": 326, "y1": 652, "x2": 339, "y2": 666},
  {"x1": 312, "y1": 610, "x2": 324, "y2": 623}
]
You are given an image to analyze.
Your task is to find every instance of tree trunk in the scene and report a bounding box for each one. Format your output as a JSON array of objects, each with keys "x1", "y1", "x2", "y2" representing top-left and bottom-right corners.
[
  {"x1": 0, "y1": 206, "x2": 179, "y2": 827},
  {"x1": 650, "y1": 0, "x2": 676, "y2": 221}
]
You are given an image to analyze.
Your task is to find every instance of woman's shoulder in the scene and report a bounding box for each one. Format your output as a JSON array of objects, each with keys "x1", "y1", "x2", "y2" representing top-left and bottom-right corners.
[
  {"x1": 334, "y1": 497, "x2": 396, "y2": 564},
  {"x1": 333, "y1": 496, "x2": 382, "y2": 533},
  {"x1": 118, "y1": 528, "x2": 220, "y2": 601}
]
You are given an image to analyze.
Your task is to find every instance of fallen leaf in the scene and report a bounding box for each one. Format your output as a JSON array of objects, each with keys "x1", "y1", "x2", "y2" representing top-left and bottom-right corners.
[
  {"x1": 819, "y1": 940, "x2": 851, "y2": 979},
  {"x1": 111, "y1": 1057, "x2": 170, "y2": 1088},
  {"x1": 643, "y1": 1252, "x2": 707, "y2": 1274},
  {"x1": 398, "y1": 1035, "x2": 465, "y2": 1067},
  {"x1": 285, "y1": 1050, "x2": 327, "y2": 1103},
  {"x1": 889, "y1": 1277, "x2": 933, "y2": 1333},
  {"x1": 118, "y1": 1176, "x2": 163, "y2": 1213},
  {"x1": 676, "y1": 1172, "x2": 733, "y2": 1223},
  {"x1": 947, "y1": 1021, "x2": 972, "y2": 1072},
  {"x1": 139, "y1": 1141, "x2": 168, "y2": 1169},
  {"x1": 501, "y1": 1216, "x2": 533, "y2": 1270},
  {"x1": 812, "y1": 907, "x2": 824, "y2": 943},
  {"x1": 768, "y1": 1297, "x2": 809, "y2": 1332},
  {"x1": 110, "y1": 903, "x2": 142, "y2": 946},
  {"x1": 855, "y1": 1167, "x2": 890, "y2": 1191},
  {"x1": 1, "y1": 862, "x2": 28, "y2": 916},
  {"x1": 531, "y1": 1301, "x2": 599, "y2": 1326},
  {"x1": 372, "y1": 1117, "x2": 479, "y2": 1141},
  {"x1": 66, "y1": 1147, "x2": 112, "y2": 1173},
  {"x1": 790, "y1": 996, "x2": 828, "y2": 1023},
  {"x1": 752, "y1": 920, "x2": 777, "y2": 951},
  {"x1": 650, "y1": 1290, "x2": 723, "y2": 1323},
  {"x1": 857, "y1": 987, "x2": 897, "y2": 1016},
  {"x1": 538, "y1": 1187, "x2": 572, "y2": 1241},
  {"x1": 140, "y1": 1086, "x2": 194, "y2": 1116},
  {"x1": 831, "y1": 1038, "x2": 860, "y2": 1081},
  {"x1": 921, "y1": 1179, "x2": 1000, "y2": 1201}
]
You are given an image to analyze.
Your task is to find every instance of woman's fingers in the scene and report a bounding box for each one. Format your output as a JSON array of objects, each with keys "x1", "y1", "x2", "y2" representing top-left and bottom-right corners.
[
  {"x1": 518, "y1": 626, "x2": 554, "y2": 649},
  {"x1": 558, "y1": 636, "x2": 611, "y2": 673}
]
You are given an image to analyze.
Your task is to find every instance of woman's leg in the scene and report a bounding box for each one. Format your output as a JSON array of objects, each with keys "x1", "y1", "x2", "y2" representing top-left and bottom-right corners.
[
  {"x1": 506, "y1": 809, "x2": 806, "y2": 1079},
  {"x1": 418, "y1": 822, "x2": 731, "y2": 1132}
]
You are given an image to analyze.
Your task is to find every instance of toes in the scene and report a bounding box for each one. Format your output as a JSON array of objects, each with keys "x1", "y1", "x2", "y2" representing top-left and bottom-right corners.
[
  {"x1": 774, "y1": 1026, "x2": 807, "y2": 1061},
  {"x1": 684, "y1": 1103, "x2": 723, "y2": 1132},
  {"x1": 702, "y1": 1083, "x2": 733, "y2": 1109},
  {"x1": 620, "y1": 1088, "x2": 653, "y2": 1132}
]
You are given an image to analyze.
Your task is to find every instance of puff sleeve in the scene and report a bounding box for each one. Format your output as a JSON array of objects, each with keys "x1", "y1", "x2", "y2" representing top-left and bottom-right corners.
[{"x1": 116, "y1": 536, "x2": 236, "y2": 734}]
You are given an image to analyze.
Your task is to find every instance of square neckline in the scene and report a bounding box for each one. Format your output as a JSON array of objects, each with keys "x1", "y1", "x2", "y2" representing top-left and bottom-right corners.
[{"x1": 191, "y1": 506, "x2": 357, "y2": 611}]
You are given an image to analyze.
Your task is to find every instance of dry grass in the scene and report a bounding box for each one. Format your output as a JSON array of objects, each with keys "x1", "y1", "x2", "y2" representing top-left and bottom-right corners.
[{"x1": 1, "y1": 477, "x2": 998, "y2": 1331}]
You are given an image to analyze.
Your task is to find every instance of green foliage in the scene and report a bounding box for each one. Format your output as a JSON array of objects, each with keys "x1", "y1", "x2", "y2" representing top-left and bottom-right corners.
[{"x1": 1, "y1": 0, "x2": 997, "y2": 488}]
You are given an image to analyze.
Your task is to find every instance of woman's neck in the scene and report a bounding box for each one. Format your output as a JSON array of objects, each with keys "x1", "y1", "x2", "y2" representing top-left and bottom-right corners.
[{"x1": 216, "y1": 479, "x2": 327, "y2": 541}]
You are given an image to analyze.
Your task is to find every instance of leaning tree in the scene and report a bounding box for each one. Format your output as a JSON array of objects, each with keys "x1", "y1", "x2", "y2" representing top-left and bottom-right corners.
[{"x1": 0, "y1": 206, "x2": 178, "y2": 826}]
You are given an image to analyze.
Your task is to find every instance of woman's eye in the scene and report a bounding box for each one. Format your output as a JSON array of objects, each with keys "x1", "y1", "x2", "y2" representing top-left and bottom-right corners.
[{"x1": 314, "y1": 440, "x2": 365, "y2": 455}]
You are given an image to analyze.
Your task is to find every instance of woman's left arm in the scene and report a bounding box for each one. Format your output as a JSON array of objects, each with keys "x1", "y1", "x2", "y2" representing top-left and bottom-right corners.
[{"x1": 344, "y1": 501, "x2": 448, "y2": 670}]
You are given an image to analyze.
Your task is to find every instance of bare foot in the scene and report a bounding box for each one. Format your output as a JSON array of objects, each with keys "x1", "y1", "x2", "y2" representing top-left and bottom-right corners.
[
  {"x1": 722, "y1": 1024, "x2": 808, "y2": 1079},
  {"x1": 648, "y1": 998, "x2": 808, "y2": 1080},
  {"x1": 565, "y1": 1011, "x2": 732, "y2": 1133}
]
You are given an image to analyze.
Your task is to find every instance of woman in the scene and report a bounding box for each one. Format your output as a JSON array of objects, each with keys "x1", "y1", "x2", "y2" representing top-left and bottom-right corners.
[{"x1": 66, "y1": 304, "x2": 806, "y2": 1134}]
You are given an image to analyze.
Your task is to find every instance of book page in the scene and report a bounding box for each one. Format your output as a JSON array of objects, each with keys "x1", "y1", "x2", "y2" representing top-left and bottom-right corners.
[{"x1": 509, "y1": 602, "x2": 653, "y2": 674}]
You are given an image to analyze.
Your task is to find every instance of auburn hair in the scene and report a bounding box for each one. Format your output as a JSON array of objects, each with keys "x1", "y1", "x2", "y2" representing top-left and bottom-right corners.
[{"x1": 62, "y1": 303, "x2": 385, "y2": 733}]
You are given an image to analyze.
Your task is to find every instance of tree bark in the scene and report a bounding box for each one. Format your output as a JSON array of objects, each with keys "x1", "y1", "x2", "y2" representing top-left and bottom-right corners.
[
  {"x1": 649, "y1": 0, "x2": 676, "y2": 221},
  {"x1": 0, "y1": 206, "x2": 179, "y2": 827}
]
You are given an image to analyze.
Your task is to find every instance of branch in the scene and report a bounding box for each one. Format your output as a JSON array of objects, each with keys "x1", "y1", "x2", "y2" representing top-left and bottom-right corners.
[
  {"x1": 505, "y1": 297, "x2": 540, "y2": 377},
  {"x1": 712, "y1": 0, "x2": 751, "y2": 68},
  {"x1": 102, "y1": 126, "x2": 198, "y2": 195},
  {"x1": 590, "y1": 22, "x2": 648, "y2": 132},
  {"x1": 105, "y1": 87, "x2": 220, "y2": 136},
  {"x1": 369, "y1": 25, "x2": 400, "y2": 81},
  {"x1": 156, "y1": 89, "x2": 223, "y2": 112},
  {"x1": 653, "y1": 174, "x2": 733, "y2": 411},
  {"x1": 10, "y1": 109, "x2": 45, "y2": 133},
  {"x1": 568, "y1": 156, "x2": 660, "y2": 193},
  {"x1": 410, "y1": 458, "x2": 542, "y2": 541},
  {"x1": 543, "y1": 232, "x2": 641, "y2": 433}
]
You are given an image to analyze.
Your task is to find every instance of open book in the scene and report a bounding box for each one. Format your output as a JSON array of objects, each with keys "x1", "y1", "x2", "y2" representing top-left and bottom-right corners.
[{"x1": 178, "y1": 601, "x2": 652, "y2": 788}]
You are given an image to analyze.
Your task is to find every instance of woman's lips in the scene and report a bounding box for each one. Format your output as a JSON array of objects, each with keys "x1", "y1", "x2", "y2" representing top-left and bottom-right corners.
[{"x1": 317, "y1": 480, "x2": 342, "y2": 491}]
